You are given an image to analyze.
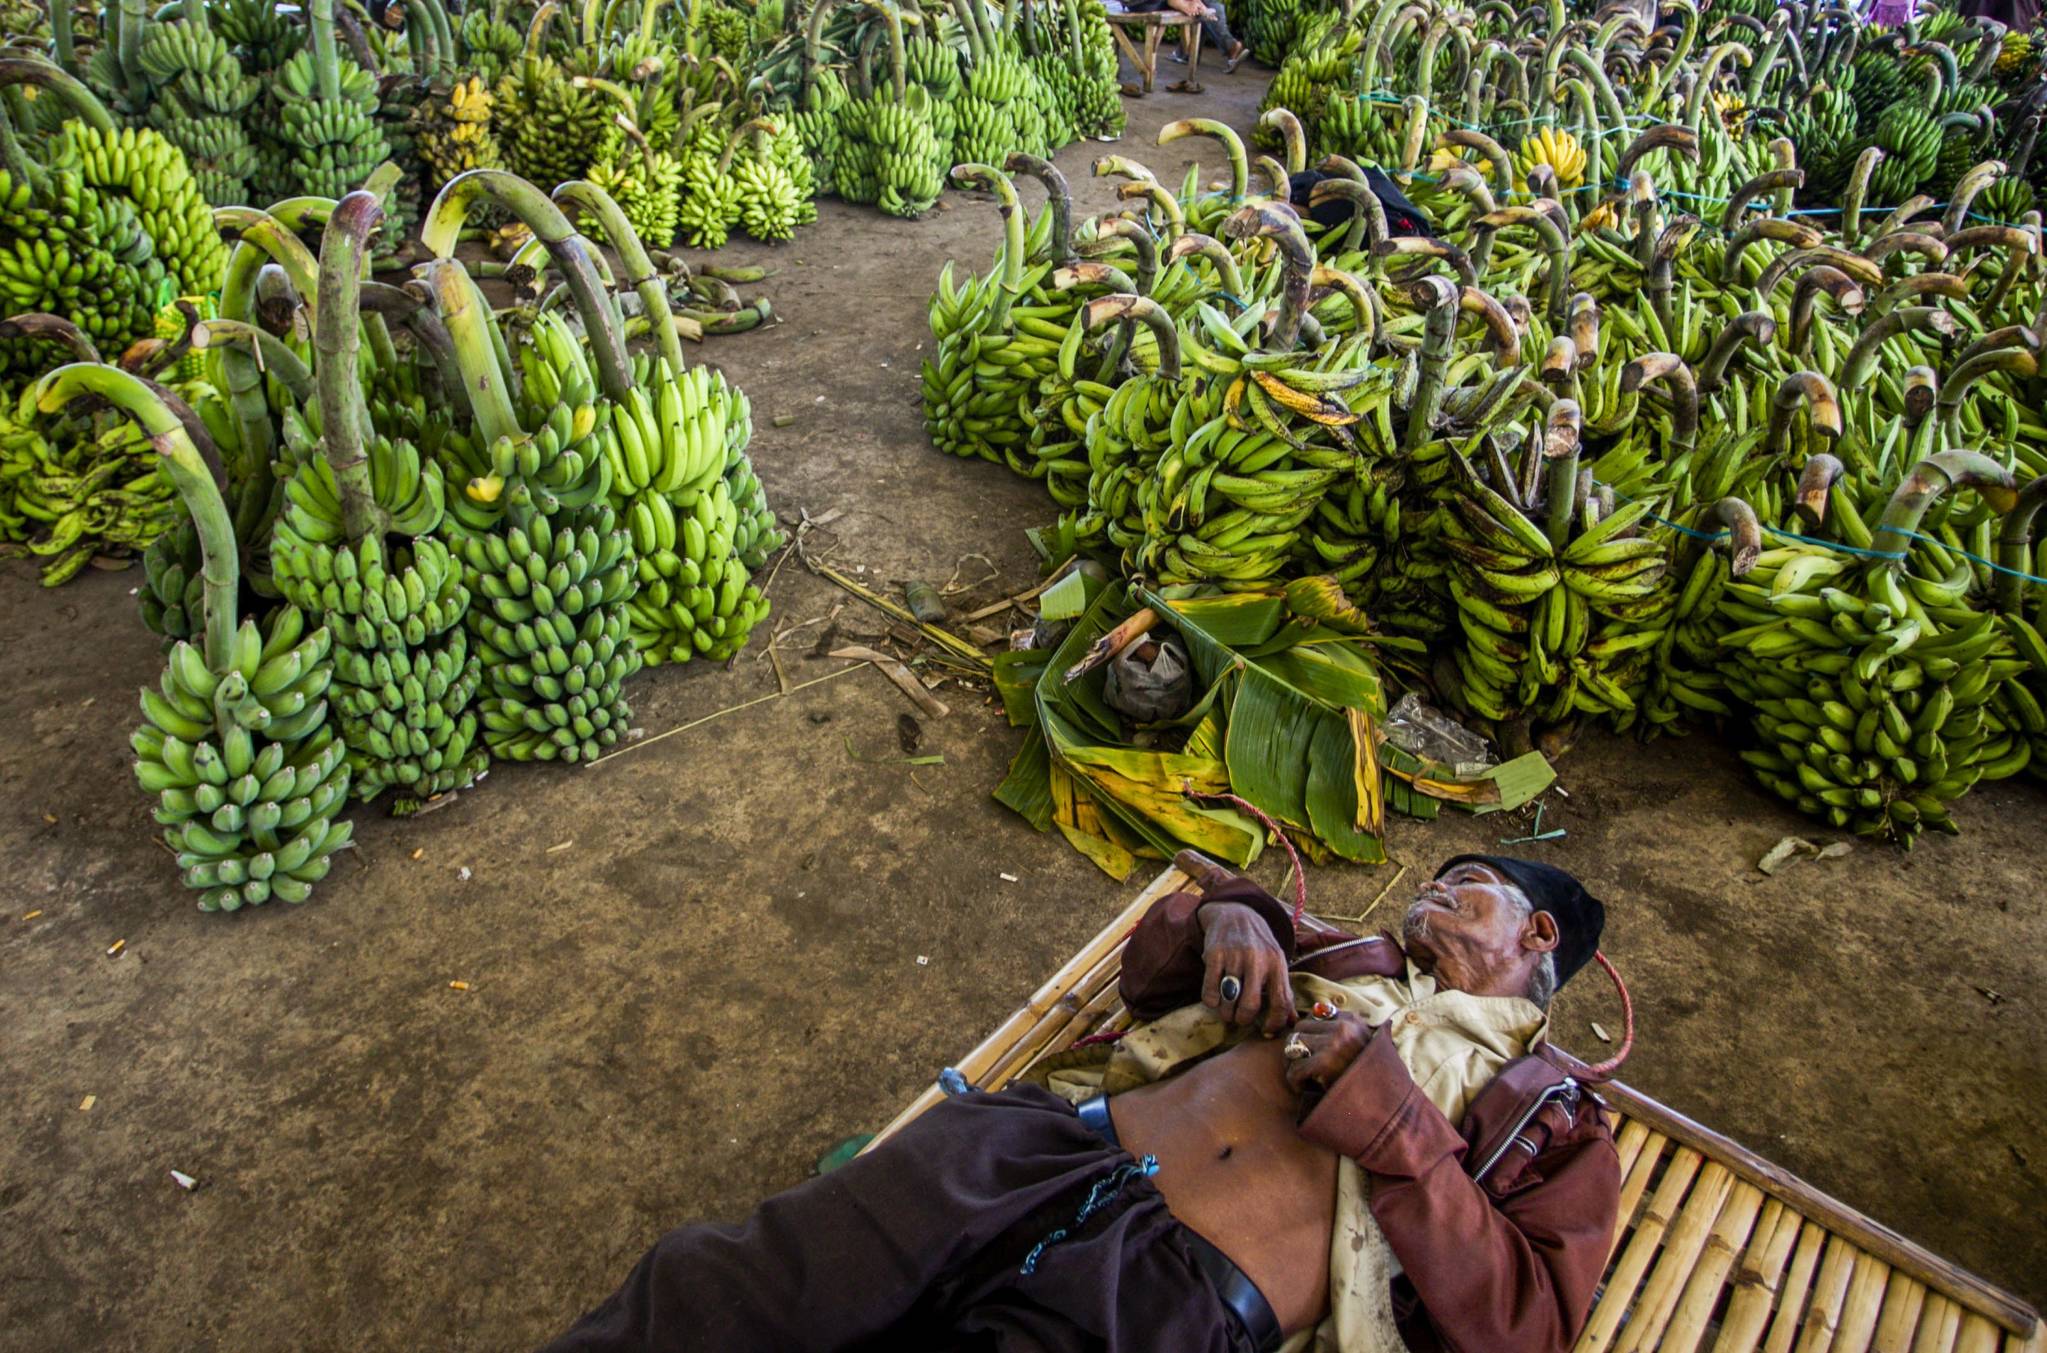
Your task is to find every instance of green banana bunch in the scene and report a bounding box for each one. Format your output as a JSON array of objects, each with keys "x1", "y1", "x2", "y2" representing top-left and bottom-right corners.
[
  {"x1": 33, "y1": 359, "x2": 354, "y2": 911},
  {"x1": 42, "y1": 122, "x2": 228, "y2": 299},
  {"x1": 258, "y1": 0, "x2": 391, "y2": 201}
]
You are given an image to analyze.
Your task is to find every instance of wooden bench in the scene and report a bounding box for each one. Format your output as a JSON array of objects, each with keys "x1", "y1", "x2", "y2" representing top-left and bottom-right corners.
[
  {"x1": 1103, "y1": 8, "x2": 1204, "y2": 96},
  {"x1": 871, "y1": 864, "x2": 2045, "y2": 1353}
]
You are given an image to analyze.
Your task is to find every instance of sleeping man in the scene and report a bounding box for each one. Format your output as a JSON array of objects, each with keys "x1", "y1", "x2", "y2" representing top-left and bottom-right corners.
[{"x1": 543, "y1": 854, "x2": 1622, "y2": 1352}]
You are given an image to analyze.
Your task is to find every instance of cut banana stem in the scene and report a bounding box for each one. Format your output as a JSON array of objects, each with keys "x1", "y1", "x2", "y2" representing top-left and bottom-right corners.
[
  {"x1": 1623, "y1": 352, "x2": 1700, "y2": 458},
  {"x1": 314, "y1": 191, "x2": 386, "y2": 541},
  {"x1": 1005, "y1": 153, "x2": 1078, "y2": 264},
  {"x1": 1158, "y1": 118, "x2": 1248, "y2": 206},
  {"x1": 1259, "y1": 108, "x2": 1308, "y2": 176},
  {"x1": 1081, "y1": 294, "x2": 1181, "y2": 380},
  {"x1": 1795, "y1": 452, "x2": 1845, "y2": 530},
  {"x1": 1724, "y1": 169, "x2": 1803, "y2": 230},
  {"x1": 1714, "y1": 497, "x2": 1763, "y2": 576},
  {"x1": 0, "y1": 311, "x2": 101, "y2": 363}
]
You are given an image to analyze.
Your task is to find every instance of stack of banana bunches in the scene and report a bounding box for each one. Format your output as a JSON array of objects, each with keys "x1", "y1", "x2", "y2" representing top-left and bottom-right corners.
[
  {"x1": 17, "y1": 171, "x2": 785, "y2": 914},
  {"x1": 922, "y1": 108, "x2": 2047, "y2": 851}
]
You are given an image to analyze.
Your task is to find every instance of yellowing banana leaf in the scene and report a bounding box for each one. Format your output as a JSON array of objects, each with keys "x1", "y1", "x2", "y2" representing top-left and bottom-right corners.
[
  {"x1": 1282, "y1": 576, "x2": 1374, "y2": 633},
  {"x1": 1306, "y1": 710, "x2": 1388, "y2": 864},
  {"x1": 1050, "y1": 764, "x2": 1142, "y2": 880}
]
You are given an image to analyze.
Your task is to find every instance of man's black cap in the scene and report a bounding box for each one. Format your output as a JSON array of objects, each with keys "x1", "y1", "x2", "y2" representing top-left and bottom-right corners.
[{"x1": 1436, "y1": 855, "x2": 1605, "y2": 987}]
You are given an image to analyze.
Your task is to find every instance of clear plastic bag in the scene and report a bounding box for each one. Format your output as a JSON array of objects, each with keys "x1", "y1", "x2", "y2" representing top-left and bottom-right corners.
[{"x1": 1383, "y1": 692, "x2": 1494, "y2": 776}]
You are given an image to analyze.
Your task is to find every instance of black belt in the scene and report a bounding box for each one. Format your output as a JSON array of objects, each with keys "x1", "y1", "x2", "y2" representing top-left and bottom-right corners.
[{"x1": 1073, "y1": 1097, "x2": 1284, "y2": 1353}]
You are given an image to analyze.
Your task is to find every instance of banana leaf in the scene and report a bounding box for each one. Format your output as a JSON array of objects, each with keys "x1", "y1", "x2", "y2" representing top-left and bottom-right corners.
[{"x1": 993, "y1": 648, "x2": 1048, "y2": 728}]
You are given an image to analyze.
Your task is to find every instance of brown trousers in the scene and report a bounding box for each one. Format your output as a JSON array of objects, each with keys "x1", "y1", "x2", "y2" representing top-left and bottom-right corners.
[{"x1": 539, "y1": 1084, "x2": 1259, "y2": 1353}]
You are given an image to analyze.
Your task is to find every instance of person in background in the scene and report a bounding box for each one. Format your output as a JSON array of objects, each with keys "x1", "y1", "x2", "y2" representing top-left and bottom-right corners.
[{"x1": 1127, "y1": 0, "x2": 1250, "y2": 71}]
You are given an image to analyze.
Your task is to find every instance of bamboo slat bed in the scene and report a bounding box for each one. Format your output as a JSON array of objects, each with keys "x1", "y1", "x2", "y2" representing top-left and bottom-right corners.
[{"x1": 869, "y1": 865, "x2": 2044, "y2": 1353}]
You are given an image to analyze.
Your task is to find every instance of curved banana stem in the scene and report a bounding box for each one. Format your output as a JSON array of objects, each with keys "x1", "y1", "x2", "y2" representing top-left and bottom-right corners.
[
  {"x1": 1766, "y1": 371, "x2": 1842, "y2": 458},
  {"x1": 1840, "y1": 306, "x2": 1960, "y2": 390},
  {"x1": 1478, "y1": 203, "x2": 1570, "y2": 328},
  {"x1": 1250, "y1": 156, "x2": 1290, "y2": 201},
  {"x1": 315, "y1": 191, "x2": 385, "y2": 541},
  {"x1": 1312, "y1": 265, "x2": 1381, "y2": 352},
  {"x1": 1375, "y1": 234, "x2": 1477, "y2": 287},
  {"x1": 1697, "y1": 310, "x2": 1777, "y2": 393},
  {"x1": 33, "y1": 364, "x2": 236, "y2": 665},
  {"x1": 1752, "y1": 244, "x2": 1883, "y2": 299},
  {"x1": 1159, "y1": 118, "x2": 1247, "y2": 206},
  {"x1": 423, "y1": 169, "x2": 630, "y2": 402},
  {"x1": 1641, "y1": 0, "x2": 1696, "y2": 106},
  {"x1": 1722, "y1": 217, "x2": 1823, "y2": 284},
  {"x1": 421, "y1": 257, "x2": 522, "y2": 448},
  {"x1": 1221, "y1": 203, "x2": 1312, "y2": 352},
  {"x1": 1404, "y1": 276, "x2": 1460, "y2": 455},
  {"x1": 1006, "y1": 153, "x2": 1076, "y2": 265},
  {"x1": 1723, "y1": 169, "x2": 1802, "y2": 230},
  {"x1": 1794, "y1": 452, "x2": 1843, "y2": 530},
  {"x1": 1839, "y1": 146, "x2": 1884, "y2": 248},
  {"x1": 1086, "y1": 215, "x2": 1161, "y2": 298},
  {"x1": 1863, "y1": 231, "x2": 1948, "y2": 270},
  {"x1": 1713, "y1": 496, "x2": 1762, "y2": 576},
  {"x1": 1308, "y1": 178, "x2": 1388, "y2": 256},
  {"x1": 1648, "y1": 217, "x2": 1698, "y2": 336},
  {"x1": 0, "y1": 312, "x2": 101, "y2": 364},
  {"x1": 1460, "y1": 286, "x2": 1520, "y2": 369},
  {"x1": 1081, "y1": 294, "x2": 1181, "y2": 381},
  {"x1": 216, "y1": 207, "x2": 323, "y2": 324},
  {"x1": 554, "y1": 178, "x2": 686, "y2": 380},
  {"x1": 191, "y1": 321, "x2": 313, "y2": 402},
  {"x1": 1614, "y1": 125, "x2": 1699, "y2": 186},
  {"x1": 1622, "y1": 352, "x2": 1698, "y2": 459},
  {"x1": 1942, "y1": 160, "x2": 2007, "y2": 236},
  {"x1": 1164, "y1": 233, "x2": 1244, "y2": 299},
  {"x1": 0, "y1": 56, "x2": 116, "y2": 134},
  {"x1": 1789, "y1": 265, "x2": 1864, "y2": 356},
  {"x1": 1259, "y1": 109, "x2": 1308, "y2": 176},
  {"x1": 1117, "y1": 181, "x2": 1184, "y2": 240},
  {"x1": 1440, "y1": 128, "x2": 1514, "y2": 199},
  {"x1": 1995, "y1": 476, "x2": 2047, "y2": 613},
  {"x1": 1873, "y1": 452, "x2": 2020, "y2": 562},
  {"x1": 1938, "y1": 347, "x2": 2038, "y2": 432},
  {"x1": 1684, "y1": 42, "x2": 1751, "y2": 131},
  {"x1": 1561, "y1": 46, "x2": 1626, "y2": 132}
]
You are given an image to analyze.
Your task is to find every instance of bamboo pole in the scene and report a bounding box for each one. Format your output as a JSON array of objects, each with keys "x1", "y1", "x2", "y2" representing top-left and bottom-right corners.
[
  {"x1": 1912, "y1": 1294, "x2": 1962, "y2": 1353},
  {"x1": 1582, "y1": 1146, "x2": 1705, "y2": 1351},
  {"x1": 1619, "y1": 1161, "x2": 1738, "y2": 1352},
  {"x1": 1606, "y1": 1130, "x2": 1671, "y2": 1263},
  {"x1": 1663, "y1": 1180, "x2": 1767, "y2": 1353},
  {"x1": 1954, "y1": 1316, "x2": 2000, "y2": 1353},
  {"x1": 1715, "y1": 1200, "x2": 1807, "y2": 1353},
  {"x1": 1610, "y1": 1117, "x2": 1652, "y2": 1184},
  {"x1": 1836, "y1": 1252, "x2": 1894, "y2": 1353},
  {"x1": 981, "y1": 946, "x2": 1127, "y2": 1089},
  {"x1": 1794, "y1": 1233, "x2": 1859, "y2": 1353},
  {"x1": 1874, "y1": 1277, "x2": 1928, "y2": 1353},
  {"x1": 1765, "y1": 1223, "x2": 1831, "y2": 1353}
]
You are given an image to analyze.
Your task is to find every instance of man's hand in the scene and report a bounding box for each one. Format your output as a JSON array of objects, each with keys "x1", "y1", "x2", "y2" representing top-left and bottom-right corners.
[
  {"x1": 1282, "y1": 1012, "x2": 1374, "y2": 1093},
  {"x1": 1198, "y1": 901, "x2": 1296, "y2": 1035}
]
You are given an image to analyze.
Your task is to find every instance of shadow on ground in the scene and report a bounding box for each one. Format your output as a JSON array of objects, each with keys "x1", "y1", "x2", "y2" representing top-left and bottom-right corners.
[{"x1": 1, "y1": 66, "x2": 2042, "y2": 1351}]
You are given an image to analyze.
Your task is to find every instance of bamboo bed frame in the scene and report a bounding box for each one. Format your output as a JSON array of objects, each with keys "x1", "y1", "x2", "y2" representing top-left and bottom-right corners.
[{"x1": 869, "y1": 865, "x2": 2044, "y2": 1353}]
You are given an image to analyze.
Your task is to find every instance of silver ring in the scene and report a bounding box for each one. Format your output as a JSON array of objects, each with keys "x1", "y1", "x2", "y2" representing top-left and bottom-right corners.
[
  {"x1": 1283, "y1": 1034, "x2": 1311, "y2": 1061},
  {"x1": 1218, "y1": 975, "x2": 1242, "y2": 1002}
]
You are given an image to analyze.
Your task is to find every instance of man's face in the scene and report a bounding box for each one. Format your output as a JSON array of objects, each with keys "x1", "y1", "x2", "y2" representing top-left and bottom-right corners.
[{"x1": 1400, "y1": 862, "x2": 1549, "y2": 999}]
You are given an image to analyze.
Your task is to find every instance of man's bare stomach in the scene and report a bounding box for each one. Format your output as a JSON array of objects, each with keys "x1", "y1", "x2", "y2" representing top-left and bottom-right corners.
[{"x1": 1108, "y1": 1037, "x2": 1338, "y2": 1336}]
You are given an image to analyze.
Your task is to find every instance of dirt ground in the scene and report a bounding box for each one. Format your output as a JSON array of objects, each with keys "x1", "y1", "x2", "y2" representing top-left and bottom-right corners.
[{"x1": 3, "y1": 69, "x2": 2044, "y2": 1352}]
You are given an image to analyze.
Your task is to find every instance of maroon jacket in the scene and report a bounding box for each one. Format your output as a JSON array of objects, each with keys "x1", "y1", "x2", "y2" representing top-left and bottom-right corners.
[{"x1": 1119, "y1": 873, "x2": 1621, "y2": 1353}]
